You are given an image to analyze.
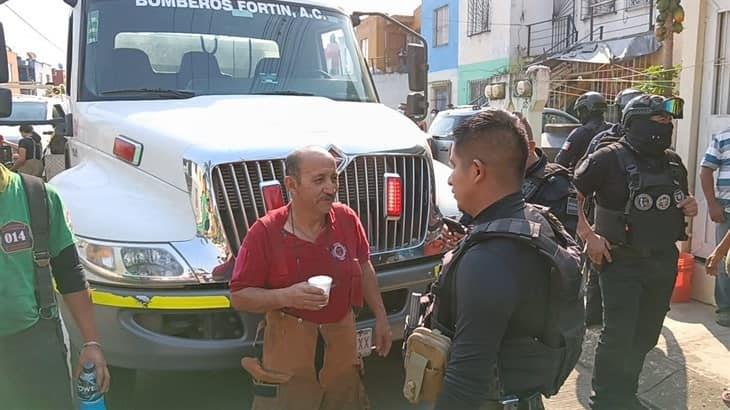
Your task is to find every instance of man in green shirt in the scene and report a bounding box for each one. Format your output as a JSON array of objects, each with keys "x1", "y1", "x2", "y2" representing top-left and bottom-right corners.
[{"x1": 0, "y1": 163, "x2": 110, "y2": 409}]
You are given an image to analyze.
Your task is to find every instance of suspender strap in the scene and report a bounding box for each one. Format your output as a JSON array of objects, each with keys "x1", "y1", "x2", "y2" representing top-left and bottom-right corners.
[
  {"x1": 19, "y1": 173, "x2": 56, "y2": 320},
  {"x1": 609, "y1": 143, "x2": 640, "y2": 217},
  {"x1": 468, "y1": 218, "x2": 565, "y2": 347}
]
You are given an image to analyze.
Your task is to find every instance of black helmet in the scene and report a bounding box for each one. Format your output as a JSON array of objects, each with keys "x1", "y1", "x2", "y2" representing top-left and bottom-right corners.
[
  {"x1": 574, "y1": 92, "x2": 607, "y2": 121},
  {"x1": 615, "y1": 88, "x2": 645, "y2": 111},
  {"x1": 622, "y1": 94, "x2": 685, "y2": 127}
]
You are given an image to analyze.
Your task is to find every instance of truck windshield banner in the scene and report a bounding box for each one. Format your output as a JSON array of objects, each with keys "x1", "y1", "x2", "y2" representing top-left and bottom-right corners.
[{"x1": 135, "y1": 0, "x2": 326, "y2": 20}]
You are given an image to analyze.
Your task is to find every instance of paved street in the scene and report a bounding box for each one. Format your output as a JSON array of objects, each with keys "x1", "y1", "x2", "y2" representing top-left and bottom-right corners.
[{"x1": 108, "y1": 302, "x2": 729, "y2": 410}]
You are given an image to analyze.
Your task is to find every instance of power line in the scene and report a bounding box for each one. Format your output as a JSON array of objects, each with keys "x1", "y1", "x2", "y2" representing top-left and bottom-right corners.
[{"x1": 3, "y1": 4, "x2": 65, "y2": 53}]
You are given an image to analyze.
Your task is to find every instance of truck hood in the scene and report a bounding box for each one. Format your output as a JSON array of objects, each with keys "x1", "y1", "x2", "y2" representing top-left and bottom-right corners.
[{"x1": 79, "y1": 95, "x2": 429, "y2": 190}]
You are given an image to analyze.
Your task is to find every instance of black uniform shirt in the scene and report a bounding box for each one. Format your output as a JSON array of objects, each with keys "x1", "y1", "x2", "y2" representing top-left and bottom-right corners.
[
  {"x1": 18, "y1": 135, "x2": 43, "y2": 160},
  {"x1": 574, "y1": 143, "x2": 689, "y2": 211},
  {"x1": 555, "y1": 119, "x2": 611, "y2": 169},
  {"x1": 525, "y1": 149, "x2": 578, "y2": 236},
  {"x1": 582, "y1": 123, "x2": 623, "y2": 163},
  {"x1": 435, "y1": 192, "x2": 549, "y2": 410}
]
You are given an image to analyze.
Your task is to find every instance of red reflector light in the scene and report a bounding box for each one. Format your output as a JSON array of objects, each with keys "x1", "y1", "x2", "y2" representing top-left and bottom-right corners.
[
  {"x1": 261, "y1": 181, "x2": 285, "y2": 212},
  {"x1": 384, "y1": 173, "x2": 402, "y2": 220},
  {"x1": 113, "y1": 136, "x2": 142, "y2": 166}
]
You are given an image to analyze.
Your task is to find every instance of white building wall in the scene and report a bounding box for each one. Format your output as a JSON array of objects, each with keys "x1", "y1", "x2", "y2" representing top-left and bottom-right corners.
[
  {"x1": 458, "y1": 0, "x2": 555, "y2": 67},
  {"x1": 573, "y1": 0, "x2": 655, "y2": 41},
  {"x1": 513, "y1": 0, "x2": 554, "y2": 55},
  {"x1": 458, "y1": 0, "x2": 513, "y2": 66},
  {"x1": 676, "y1": 0, "x2": 730, "y2": 304}
]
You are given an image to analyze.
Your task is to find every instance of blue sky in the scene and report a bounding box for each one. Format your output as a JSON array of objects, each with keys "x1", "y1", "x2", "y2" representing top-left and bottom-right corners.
[{"x1": 0, "y1": 0, "x2": 421, "y2": 67}]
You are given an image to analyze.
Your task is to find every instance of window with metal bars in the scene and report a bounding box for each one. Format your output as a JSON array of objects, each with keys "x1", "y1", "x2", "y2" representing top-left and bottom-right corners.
[
  {"x1": 581, "y1": 0, "x2": 616, "y2": 19},
  {"x1": 469, "y1": 78, "x2": 491, "y2": 104},
  {"x1": 467, "y1": 0, "x2": 491, "y2": 37},
  {"x1": 433, "y1": 6, "x2": 449, "y2": 46}
]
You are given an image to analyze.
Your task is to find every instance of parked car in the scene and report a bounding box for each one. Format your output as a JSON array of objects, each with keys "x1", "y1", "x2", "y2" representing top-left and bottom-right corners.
[
  {"x1": 0, "y1": 96, "x2": 65, "y2": 150},
  {"x1": 428, "y1": 105, "x2": 487, "y2": 164},
  {"x1": 540, "y1": 108, "x2": 581, "y2": 161},
  {"x1": 428, "y1": 106, "x2": 580, "y2": 165}
]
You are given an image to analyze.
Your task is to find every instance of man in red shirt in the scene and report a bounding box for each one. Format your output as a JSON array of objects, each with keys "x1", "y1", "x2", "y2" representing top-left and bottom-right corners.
[{"x1": 230, "y1": 146, "x2": 392, "y2": 410}]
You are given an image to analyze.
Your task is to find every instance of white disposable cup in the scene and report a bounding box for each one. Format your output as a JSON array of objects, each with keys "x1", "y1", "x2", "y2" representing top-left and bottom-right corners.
[{"x1": 308, "y1": 275, "x2": 333, "y2": 302}]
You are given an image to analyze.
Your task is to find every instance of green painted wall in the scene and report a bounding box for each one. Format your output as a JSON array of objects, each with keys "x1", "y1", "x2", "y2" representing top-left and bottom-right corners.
[{"x1": 457, "y1": 58, "x2": 509, "y2": 105}]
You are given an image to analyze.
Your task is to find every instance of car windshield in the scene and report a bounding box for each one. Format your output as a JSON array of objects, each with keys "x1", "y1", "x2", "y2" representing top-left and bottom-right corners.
[
  {"x1": 429, "y1": 113, "x2": 476, "y2": 137},
  {"x1": 0, "y1": 101, "x2": 47, "y2": 124},
  {"x1": 81, "y1": 0, "x2": 377, "y2": 102}
]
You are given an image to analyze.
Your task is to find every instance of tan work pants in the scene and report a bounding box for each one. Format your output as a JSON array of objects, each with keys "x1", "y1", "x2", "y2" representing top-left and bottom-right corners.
[{"x1": 251, "y1": 310, "x2": 369, "y2": 410}]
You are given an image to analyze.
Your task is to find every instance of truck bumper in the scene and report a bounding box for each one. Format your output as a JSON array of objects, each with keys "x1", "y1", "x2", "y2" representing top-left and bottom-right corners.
[{"x1": 59, "y1": 258, "x2": 438, "y2": 371}]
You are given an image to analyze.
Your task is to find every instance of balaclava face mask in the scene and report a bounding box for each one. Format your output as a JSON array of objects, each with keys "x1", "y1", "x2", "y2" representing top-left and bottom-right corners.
[{"x1": 626, "y1": 117, "x2": 673, "y2": 157}]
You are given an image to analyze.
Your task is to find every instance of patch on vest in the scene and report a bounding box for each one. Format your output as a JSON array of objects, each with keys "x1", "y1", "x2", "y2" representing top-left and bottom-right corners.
[
  {"x1": 1, "y1": 221, "x2": 33, "y2": 253},
  {"x1": 656, "y1": 194, "x2": 672, "y2": 211},
  {"x1": 330, "y1": 242, "x2": 347, "y2": 261},
  {"x1": 634, "y1": 194, "x2": 653, "y2": 211},
  {"x1": 673, "y1": 190, "x2": 686, "y2": 204}
]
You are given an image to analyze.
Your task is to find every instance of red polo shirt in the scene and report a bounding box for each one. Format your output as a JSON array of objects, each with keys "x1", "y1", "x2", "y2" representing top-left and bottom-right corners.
[{"x1": 230, "y1": 203, "x2": 370, "y2": 324}]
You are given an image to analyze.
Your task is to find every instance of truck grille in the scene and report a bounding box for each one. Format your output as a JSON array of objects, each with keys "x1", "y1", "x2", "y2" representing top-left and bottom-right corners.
[{"x1": 211, "y1": 155, "x2": 431, "y2": 254}]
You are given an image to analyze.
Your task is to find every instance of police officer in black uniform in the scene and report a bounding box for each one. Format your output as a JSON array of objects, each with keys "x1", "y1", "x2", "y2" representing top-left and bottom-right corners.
[
  {"x1": 574, "y1": 95, "x2": 698, "y2": 409},
  {"x1": 580, "y1": 88, "x2": 646, "y2": 328},
  {"x1": 582, "y1": 89, "x2": 646, "y2": 162},
  {"x1": 431, "y1": 109, "x2": 582, "y2": 410},
  {"x1": 517, "y1": 112, "x2": 578, "y2": 237},
  {"x1": 555, "y1": 92, "x2": 612, "y2": 170},
  {"x1": 457, "y1": 114, "x2": 578, "y2": 238}
]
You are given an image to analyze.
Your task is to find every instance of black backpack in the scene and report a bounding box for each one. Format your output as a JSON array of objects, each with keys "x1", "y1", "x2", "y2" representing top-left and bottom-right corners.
[
  {"x1": 18, "y1": 174, "x2": 57, "y2": 320},
  {"x1": 437, "y1": 205, "x2": 585, "y2": 397}
]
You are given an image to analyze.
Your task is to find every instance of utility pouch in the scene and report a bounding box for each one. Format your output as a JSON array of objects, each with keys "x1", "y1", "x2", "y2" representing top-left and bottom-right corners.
[{"x1": 402, "y1": 327, "x2": 451, "y2": 404}]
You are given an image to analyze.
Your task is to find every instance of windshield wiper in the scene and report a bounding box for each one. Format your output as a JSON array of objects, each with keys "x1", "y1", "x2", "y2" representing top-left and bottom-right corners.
[
  {"x1": 251, "y1": 91, "x2": 317, "y2": 97},
  {"x1": 100, "y1": 88, "x2": 196, "y2": 99}
]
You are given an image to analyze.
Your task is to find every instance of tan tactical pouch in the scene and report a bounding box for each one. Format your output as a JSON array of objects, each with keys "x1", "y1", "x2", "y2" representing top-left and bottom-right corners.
[{"x1": 402, "y1": 327, "x2": 451, "y2": 404}]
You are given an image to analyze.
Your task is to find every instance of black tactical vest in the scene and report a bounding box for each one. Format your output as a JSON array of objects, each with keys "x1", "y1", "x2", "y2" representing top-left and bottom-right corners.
[
  {"x1": 594, "y1": 143, "x2": 687, "y2": 249},
  {"x1": 428, "y1": 205, "x2": 585, "y2": 399}
]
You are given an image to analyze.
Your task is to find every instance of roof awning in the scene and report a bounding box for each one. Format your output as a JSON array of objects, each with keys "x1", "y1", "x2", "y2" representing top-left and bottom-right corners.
[{"x1": 555, "y1": 32, "x2": 661, "y2": 64}]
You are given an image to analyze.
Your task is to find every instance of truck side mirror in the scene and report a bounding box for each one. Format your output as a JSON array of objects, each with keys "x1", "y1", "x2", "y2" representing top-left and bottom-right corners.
[
  {"x1": 0, "y1": 88, "x2": 11, "y2": 118},
  {"x1": 407, "y1": 43, "x2": 426, "y2": 93},
  {"x1": 0, "y1": 23, "x2": 8, "y2": 83},
  {"x1": 406, "y1": 93, "x2": 426, "y2": 119}
]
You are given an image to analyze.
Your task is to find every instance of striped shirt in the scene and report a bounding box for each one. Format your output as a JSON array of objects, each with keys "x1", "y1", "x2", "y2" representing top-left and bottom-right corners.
[{"x1": 701, "y1": 128, "x2": 730, "y2": 206}]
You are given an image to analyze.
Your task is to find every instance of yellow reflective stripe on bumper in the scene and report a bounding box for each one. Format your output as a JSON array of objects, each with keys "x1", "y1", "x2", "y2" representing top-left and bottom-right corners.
[{"x1": 90, "y1": 290, "x2": 231, "y2": 310}]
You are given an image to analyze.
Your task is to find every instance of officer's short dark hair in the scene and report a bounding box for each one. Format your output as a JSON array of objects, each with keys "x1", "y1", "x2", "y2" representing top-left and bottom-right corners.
[
  {"x1": 452, "y1": 108, "x2": 528, "y2": 184},
  {"x1": 512, "y1": 112, "x2": 534, "y2": 141},
  {"x1": 19, "y1": 125, "x2": 34, "y2": 134}
]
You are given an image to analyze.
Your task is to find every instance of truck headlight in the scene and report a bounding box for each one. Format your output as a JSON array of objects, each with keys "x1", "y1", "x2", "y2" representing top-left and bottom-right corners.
[{"x1": 76, "y1": 238, "x2": 197, "y2": 285}]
